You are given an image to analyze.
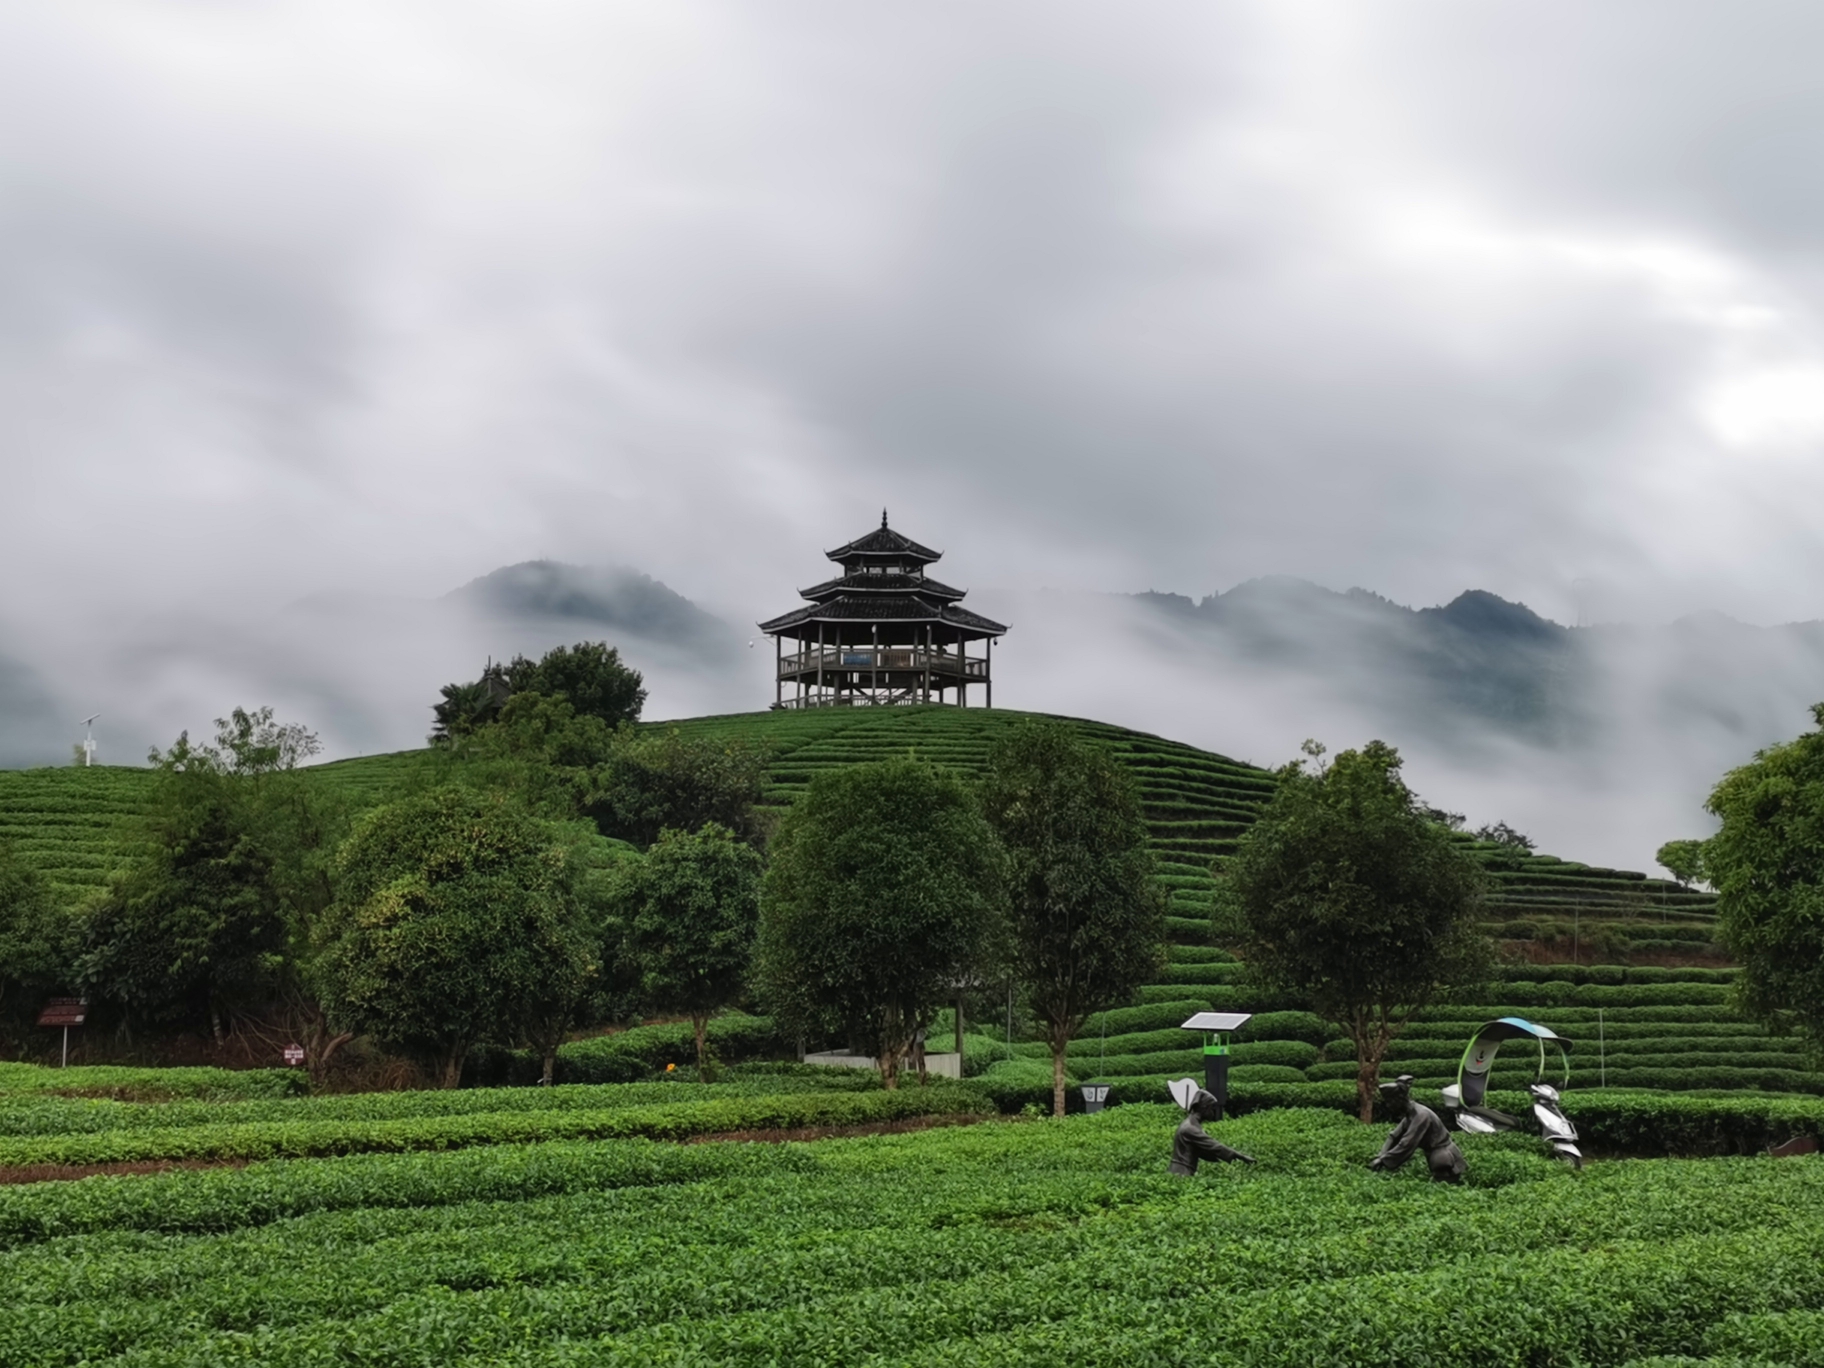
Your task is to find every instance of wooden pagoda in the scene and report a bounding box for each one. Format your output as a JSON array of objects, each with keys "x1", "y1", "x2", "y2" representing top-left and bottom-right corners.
[{"x1": 759, "y1": 513, "x2": 1008, "y2": 709}]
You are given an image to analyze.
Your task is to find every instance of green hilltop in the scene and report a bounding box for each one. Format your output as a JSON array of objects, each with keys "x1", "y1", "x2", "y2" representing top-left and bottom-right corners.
[{"x1": 7, "y1": 704, "x2": 1804, "y2": 1096}]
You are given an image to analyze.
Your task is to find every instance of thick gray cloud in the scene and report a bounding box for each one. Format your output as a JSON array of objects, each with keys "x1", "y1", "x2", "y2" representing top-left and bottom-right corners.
[{"x1": 4, "y1": 2, "x2": 1823, "y2": 866}]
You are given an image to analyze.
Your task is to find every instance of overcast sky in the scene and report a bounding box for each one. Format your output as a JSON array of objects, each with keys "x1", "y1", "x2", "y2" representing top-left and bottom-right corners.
[{"x1": 6, "y1": 3, "x2": 1824, "y2": 834}]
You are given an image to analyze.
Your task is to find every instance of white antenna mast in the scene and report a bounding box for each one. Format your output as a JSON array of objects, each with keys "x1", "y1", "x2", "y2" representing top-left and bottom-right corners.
[{"x1": 80, "y1": 714, "x2": 100, "y2": 767}]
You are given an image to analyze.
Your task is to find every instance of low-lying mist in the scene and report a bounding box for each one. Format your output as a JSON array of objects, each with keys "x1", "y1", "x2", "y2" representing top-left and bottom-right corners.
[{"x1": 6, "y1": 563, "x2": 1818, "y2": 875}]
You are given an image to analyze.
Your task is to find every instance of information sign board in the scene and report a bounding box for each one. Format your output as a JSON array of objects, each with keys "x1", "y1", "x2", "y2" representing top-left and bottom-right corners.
[{"x1": 36, "y1": 998, "x2": 88, "y2": 1028}]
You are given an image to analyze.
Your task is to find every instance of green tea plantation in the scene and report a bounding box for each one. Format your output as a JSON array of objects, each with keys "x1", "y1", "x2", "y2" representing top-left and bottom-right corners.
[
  {"x1": 2, "y1": 1075, "x2": 1823, "y2": 1367},
  {"x1": 4, "y1": 705, "x2": 1815, "y2": 1096}
]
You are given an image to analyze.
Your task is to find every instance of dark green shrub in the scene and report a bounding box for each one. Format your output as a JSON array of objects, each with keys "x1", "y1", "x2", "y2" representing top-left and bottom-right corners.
[{"x1": 1239, "y1": 1011, "x2": 1329, "y2": 1048}]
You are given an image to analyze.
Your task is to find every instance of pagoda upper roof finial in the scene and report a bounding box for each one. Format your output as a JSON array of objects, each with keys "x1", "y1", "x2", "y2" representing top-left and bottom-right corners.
[{"x1": 881, "y1": 508, "x2": 888, "y2": 529}]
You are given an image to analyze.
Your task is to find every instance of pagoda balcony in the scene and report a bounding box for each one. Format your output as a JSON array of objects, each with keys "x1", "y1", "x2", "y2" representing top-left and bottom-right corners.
[{"x1": 778, "y1": 646, "x2": 989, "y2": 680}]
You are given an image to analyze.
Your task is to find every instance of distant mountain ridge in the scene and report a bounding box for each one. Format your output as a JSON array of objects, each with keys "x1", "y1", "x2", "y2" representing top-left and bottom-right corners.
[
  {"x1": 444, "y1": 561, "x2": 736, "y2": 654},
  {"x1": 1128, "y1": 578, "x2": 1589, "y2": 748}
]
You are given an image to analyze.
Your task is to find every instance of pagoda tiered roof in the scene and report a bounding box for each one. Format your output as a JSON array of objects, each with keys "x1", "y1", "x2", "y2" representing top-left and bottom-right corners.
[
  {"x1": 761, "y1": 513, "x2": 1006, "y2": 708},
  {"x1": 825, "y1": 515, "x2": 942, "y2": 565},
  {"x1": 797, "y1": 571, "x2": 968, "y2": 604},
  {"x1": 758, "y1": 511, "x2": 1007, "y2": 642},
  {"x1": 759, "y1": 598, "x2": 1006, "y2": 634}
]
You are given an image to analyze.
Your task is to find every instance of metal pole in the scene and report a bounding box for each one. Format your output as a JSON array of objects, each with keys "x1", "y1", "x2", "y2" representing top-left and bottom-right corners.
[{"x1": 61, "y1": 1026, "x2": 68, "y2": 1068}]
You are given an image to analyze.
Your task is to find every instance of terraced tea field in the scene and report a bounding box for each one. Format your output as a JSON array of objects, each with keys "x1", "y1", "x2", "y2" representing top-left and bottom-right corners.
[
  {"x1": 7, "y1": 705, "x2": 1808, "y2": 1096},
  {"x1": 0, "y1": 766, "x2": 157, "y2": 904}
]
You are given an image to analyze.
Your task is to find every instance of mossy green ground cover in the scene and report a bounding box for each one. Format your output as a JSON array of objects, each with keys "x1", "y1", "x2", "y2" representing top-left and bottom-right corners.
[{"x1": 1, "y1": 1101, "x2": 1821, "y2": 1366}]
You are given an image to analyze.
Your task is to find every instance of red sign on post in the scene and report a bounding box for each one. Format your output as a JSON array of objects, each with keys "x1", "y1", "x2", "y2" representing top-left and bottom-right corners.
[
  {"x1": 283, "y1": 1044, "x2": 306, "y2": 1067},
  {"x1": 36, "y1": 998, "x2": 87, "y2": 1028}
]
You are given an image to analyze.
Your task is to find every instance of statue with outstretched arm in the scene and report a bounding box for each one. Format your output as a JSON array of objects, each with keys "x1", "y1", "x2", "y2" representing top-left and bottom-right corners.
[
  {"x1": 1369, "y1": 1075, "x2": 1466, "y2": 1184},
  {"x1": 1169, "y1": 1088, "x2": 1256, "y2": 1175}
]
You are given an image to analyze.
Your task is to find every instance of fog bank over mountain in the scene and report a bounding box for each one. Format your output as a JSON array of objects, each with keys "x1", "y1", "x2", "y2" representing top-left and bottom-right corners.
[
  {"x1": 0, "y1": 562, "x2": 764, "y2": 774},
  {"x1": 975, "y1": 580, "x2": 1824, "y2": 873},
  {"x1": 6, "y1": 561, "x2": 1820, "y2": 873}
]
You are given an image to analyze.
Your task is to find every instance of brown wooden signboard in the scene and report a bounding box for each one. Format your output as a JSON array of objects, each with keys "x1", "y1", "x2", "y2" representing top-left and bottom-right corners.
[{"x1": 36, "y1": 998, "x2": 87, "y2": 1028}]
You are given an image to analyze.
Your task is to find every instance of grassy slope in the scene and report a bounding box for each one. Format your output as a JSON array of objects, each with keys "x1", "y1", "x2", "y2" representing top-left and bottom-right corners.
[{"x1": 6, "y1": 705, "x2": 1803, "y2": 1092}]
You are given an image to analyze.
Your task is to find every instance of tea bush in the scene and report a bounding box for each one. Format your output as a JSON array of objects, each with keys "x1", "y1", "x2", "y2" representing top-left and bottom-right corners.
[{"x1": 1, "y1": 1105, "x2": 1821, "y2": 1365}]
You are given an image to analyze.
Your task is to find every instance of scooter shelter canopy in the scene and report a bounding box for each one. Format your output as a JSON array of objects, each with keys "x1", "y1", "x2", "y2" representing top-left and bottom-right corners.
[{"x1": 1457, "y1": 1017, "x2": 1573, "y2": 1109}]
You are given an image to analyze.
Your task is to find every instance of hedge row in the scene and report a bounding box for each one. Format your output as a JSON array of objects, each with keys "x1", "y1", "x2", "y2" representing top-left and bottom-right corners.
[
  {"x1": 0, "y1": 1085, "x2": 992, "y2": 1169},
  {"x1": 0, "y1": 1136, "x2": 794, "y2": 1249},
  {"x1": 0, "y1": 1074, "x2": 881, "y2": 1140},
  {"x1": 1305, "y1": 1061, "x2": 1824, "y2": 1096},
  {"x1": 1323, "y1": 1039, "x2": 1812, "y2": 1069},
  {"x1": 465, "y1": 1013, "x2": 789, "y2": 1087},
  {"x1": 0, "y1": 1063, "x2": 307, "y2": 1103},
  {"x1": 1393, "y1": 1018, "x2": 1768, "y2": 1042},
  {"x1": 968, "y1": 1074, "x2": 1824, "y2": 1155},
  {"x1": 1052, "y1": 1032, "x2": 1321, "y2": 1068},
  {"x1": 1166, "y1": 944, "x2": 1235, "y2": 965},
  {"x1": 1412, "y1": 1005, "x2": 1742, "y2": 1025},
  {"x1": 1153, "y1": 984, "x2": 1733, "y2": 1013},
  {"x1": 1559, "y1": 1089, "x2": 1824, "y2": 1154},
  {"x1": 967, "y1": 1070, "x2": 1360, "y2": 1115},
  {"x1": 1489, "y1": 965, "x2": 1735, "y2": 986},
  {"x1": 1157, "y1": 963, "x2": 1247, "y2": 986},
  {"x1": 1491, "y1": 921, "x2": 1717, "y2": 945},
  {"x1": 1080, "y1": 999, "x2": 1212, "y2": 1037}
]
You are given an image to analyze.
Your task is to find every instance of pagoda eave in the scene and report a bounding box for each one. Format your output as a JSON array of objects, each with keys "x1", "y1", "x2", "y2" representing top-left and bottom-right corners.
[{"x1": 762, "y1": 513, "x2": 1004, "y2": 710}]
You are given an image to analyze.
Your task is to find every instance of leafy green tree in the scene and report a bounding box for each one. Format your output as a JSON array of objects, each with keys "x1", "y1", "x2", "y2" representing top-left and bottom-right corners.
[
  {"x1": 504, "y1": 642, "x2": 647, "y2": 727},
  {"x1": 1656, "y1": 838, "x2": 1709, "y2": 890},
  {"x1": 979, "y1": 721, "x2": 1166, "y2": 1116},
  {"x1": 1702, "y1": 703, "x2": 1824, "y2": 1055},
  {"x1": 613, "y1": 823, "x2": 763, "y2": 1078},
  {"x1": 444, "y1": 692, "x2": 619, "y2": 822},
  {"x1": 430, "y1": 643, "x2": 645, "y2": 747},
  {"x1": 80, "y1": 708, "x2": 339, "y2": 1045},
  {"x1": 513, "y1": 823, "x2": 632, "y2": 1084},
  {"x1": 428, "y1": 671, "x2": 508, "y2": 745},
  {"x1": 316, "y1": 787, "x2": 590, "y2": 1088},
  {"x1": 1216, "y1": 740, "x2": 1490, "y2": 1122},
  {"x1": 587, "y1": 725, "x2": 768, "y2": 849},
  {"x1": 757, "y1": 758, "x2": 1006, "y2": 1088},
  {"x1": 436, "y1": 695, "x2": 763, "y2": 851},
  {"x1": 0, "y1": 841, "x2": 76, "y2": 1048}
]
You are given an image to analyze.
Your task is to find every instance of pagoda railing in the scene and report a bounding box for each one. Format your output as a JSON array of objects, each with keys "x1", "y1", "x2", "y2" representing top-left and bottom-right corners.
[
  {"x1": 772, "y1": 692, "x2": 926, "y2": 710},
  {"x1": 778, "y1": 646, "x2": 988, "y2": 680}
]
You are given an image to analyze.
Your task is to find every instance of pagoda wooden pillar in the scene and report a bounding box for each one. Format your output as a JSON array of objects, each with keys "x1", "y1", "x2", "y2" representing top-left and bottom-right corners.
[
  {"x1": 775, "y1": 634, "x2": 782, "y2": 708},
  {"x1": 816, "y1": 621, "x2": 825, "y2": 708},
  {"x1": 870, "y1": 623, "x2": 879, "y2": 705},
  {"x1": 959, "y1": 629, "x2": 967, "y2": 708},
  {"x1": 986, "y1": 636, "x2": 993, "y2": 709}
]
